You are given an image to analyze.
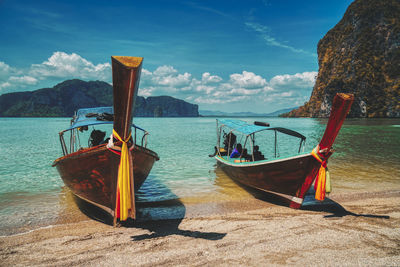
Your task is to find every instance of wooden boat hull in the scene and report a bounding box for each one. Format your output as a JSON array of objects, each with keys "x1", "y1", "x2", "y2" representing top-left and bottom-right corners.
[
  {"x1": 216, "y1": 154, "x2": 319, "y2": 207},
  {"x1": 52, "y1": 144, "x2": 159, "y2": 216}
]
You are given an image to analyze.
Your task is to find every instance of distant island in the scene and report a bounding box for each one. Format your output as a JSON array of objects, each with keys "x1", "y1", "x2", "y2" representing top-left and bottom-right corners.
[
  {"x1": 199, "y1": 107, "x2": 297, "y2": 117},
  {"x1": 283, "y1": 0, "x2": 400, "y2": 118},
  {"x1": 0, "y1": 79, "x2": 199, "y2": 117}
]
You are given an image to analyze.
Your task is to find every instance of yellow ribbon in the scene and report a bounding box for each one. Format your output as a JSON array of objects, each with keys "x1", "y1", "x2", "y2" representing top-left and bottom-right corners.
[
  {"x1": 326, "y1": 169, "x2": 331, "y2": 194},
  {"x1": 113, "y1": 129, "x2": 132, "y2": 221},
  {"x1": 311, "y1": 146, "x2": 330, "y2": 201}
]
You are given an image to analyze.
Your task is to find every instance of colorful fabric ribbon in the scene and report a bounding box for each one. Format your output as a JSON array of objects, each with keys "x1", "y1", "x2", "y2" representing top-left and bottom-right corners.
[
  {"x1": 311, "y1": 145, "x2": 331, "y2": 201},
  {"x1": 113, "y1": 129, "x2": 133, "y2": 221}
]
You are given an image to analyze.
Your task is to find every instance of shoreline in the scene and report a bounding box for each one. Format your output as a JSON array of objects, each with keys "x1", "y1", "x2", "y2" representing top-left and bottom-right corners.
[
  {"x1": 2, "y1": 189, "x2": 399, "y2": 237},
  {"x1": 1, "y1": 190, "x2": 399, "y2": 266}
]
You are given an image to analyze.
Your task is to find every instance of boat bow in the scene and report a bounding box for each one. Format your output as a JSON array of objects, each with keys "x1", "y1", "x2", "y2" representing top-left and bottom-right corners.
[
  {"x1": 291, "y1": 93, "x2": 354, "y2": 207},
  {"x1": 110, "y1": 56, "x2": 143, "y2": 222}
]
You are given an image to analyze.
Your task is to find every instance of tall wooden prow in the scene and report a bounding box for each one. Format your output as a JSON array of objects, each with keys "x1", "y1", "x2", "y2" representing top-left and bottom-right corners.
[
  {"x1": 290, "y1": 93, "x2": 354, "y2": 208},
  {"x1": 111, "y1": 56, "x2": 143, "y2": 224},
  {"x1": 112, "y1": 56, "x2": 143, "y2": 139}
]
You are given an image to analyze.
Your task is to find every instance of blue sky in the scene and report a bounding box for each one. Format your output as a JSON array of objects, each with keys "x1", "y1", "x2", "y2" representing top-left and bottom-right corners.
[{"x1": 0, "y1": 0, "x2": 353, "y2": 113}]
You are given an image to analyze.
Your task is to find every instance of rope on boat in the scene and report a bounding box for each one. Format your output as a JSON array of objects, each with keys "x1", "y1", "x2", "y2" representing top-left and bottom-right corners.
[
  {"x1": 108, "y1": 129, "x2": 134, "y2": 221},
  {"x1": 311, "y1": 145, "x2": 332, "y2": 201},
  {"x1": 106, "y1": 133, "x2": 135, "y2": 154}
]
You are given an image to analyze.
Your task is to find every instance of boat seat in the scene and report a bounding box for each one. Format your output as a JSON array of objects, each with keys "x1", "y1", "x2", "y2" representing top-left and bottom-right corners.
[{"x1": 89, "y1": 129, "x2": 106, "y2": 147}]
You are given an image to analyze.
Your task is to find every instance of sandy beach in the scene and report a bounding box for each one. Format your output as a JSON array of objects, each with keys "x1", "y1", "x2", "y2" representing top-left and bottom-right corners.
[{"x1": 1, "y1": 190, "x2": 399, "y2": 266}]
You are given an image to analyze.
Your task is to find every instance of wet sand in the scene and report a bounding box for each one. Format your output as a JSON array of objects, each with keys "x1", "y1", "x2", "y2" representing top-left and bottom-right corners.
[{"x1": 1, "y1": 190, "x2": 399, "y2": 266}]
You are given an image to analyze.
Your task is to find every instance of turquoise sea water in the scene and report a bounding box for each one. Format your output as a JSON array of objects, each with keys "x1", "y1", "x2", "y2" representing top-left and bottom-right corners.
[{"x1": 0, "y1": 117, "x2": 399, "y2": 235}]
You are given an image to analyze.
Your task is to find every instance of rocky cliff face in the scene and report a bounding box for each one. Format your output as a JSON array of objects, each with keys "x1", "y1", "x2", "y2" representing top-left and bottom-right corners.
[
  {"x1": 0, "y1": 79, "x2": 199, "y2": 117},
  {"x1": 285, "y1": 0, "x2": 400, "y2": 118}
]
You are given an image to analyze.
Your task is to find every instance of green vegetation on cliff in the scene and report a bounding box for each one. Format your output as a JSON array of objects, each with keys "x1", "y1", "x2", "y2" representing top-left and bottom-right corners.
[
  {"x1": 0, "y1": 79, "x2": 199, "y2": 117},
  {"x1": 284, "y1": 0, "x2": 400, "y2": 118}
]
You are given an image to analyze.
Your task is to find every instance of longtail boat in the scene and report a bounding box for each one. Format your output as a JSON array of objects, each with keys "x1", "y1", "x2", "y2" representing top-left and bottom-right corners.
[
  {"x1": 52, "y1": 56, "x2": 159, "y2": 224},
  {"x1": 211, "y1": 93, "x2": 354, "y2": 208}
]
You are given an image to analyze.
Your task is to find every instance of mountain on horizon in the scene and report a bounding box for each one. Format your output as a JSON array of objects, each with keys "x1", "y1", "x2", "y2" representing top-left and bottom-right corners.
[
  {"x1": 199, "y1": 107, "x2": 297, "y2": 117},
  {"x1": 0, "y1": 79, "x2": 199, "y2": 117}
]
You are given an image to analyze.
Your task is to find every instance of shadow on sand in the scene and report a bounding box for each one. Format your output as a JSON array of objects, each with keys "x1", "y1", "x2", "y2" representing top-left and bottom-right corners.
[
  {"x1": 73, "y1": 177, "x2": 226, "y2": 241},
  {"x1": 222, "y1": 174, "x2": 390, "y2": 220},
  {"x1": 130, "y1": 219, "x2": 226, "y2": 241},
  {"x1": 301, "y1": 189, "x2": 390, "y2": 219}
]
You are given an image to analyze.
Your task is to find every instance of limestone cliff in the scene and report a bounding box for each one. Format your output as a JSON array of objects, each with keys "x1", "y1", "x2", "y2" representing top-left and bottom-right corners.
[{"x1": 285, "y1": 0, "x2": 400, "y2": 117}]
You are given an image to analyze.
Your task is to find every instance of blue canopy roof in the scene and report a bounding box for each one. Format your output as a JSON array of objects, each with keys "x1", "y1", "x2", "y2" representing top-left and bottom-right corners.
[
  {"x1": 64, "y1": 106, "x2": 145, "y2": 132},
  {"x1": 217, "y1": 119, "x2": 269, "y2": 135},
  {"x1": 217, "y1": 119, "x2": 306, "y2": 140}
]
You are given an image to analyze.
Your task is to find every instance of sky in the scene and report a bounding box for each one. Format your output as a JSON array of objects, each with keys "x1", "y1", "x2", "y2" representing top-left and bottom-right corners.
[{"x1": 0, "y1": 0, "x2": 354, "y2": 113}]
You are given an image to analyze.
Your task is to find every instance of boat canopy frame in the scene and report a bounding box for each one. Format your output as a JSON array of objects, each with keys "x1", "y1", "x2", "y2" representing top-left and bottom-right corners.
[
  {"x1": 59, "y1": 107, "x2": 149, "y2": 156},
  {"x1": 216, "y1": 119, "x2": 306, "y2": 161}
]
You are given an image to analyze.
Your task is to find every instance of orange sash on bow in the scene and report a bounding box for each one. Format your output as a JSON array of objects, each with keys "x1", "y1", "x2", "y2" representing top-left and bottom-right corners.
[{"x1": 311, "y1": 145, "x2": 330, "y2": 201}]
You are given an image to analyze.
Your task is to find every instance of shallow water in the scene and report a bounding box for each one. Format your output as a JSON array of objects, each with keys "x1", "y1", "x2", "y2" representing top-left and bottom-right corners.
[{"x1": 0, "y1": 117, "x2": 399, "y2": 235}]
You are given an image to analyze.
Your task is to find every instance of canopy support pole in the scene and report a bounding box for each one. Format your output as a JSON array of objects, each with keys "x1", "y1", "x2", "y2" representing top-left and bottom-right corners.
[{"x1": 274, "y1": 130, "x2": 277, "y2": 158}]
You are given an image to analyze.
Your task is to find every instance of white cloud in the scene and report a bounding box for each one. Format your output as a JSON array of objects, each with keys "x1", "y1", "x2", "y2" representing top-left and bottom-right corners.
[
  {"x1": 0, "y1": 82, "x2": 11, "y2": 91},
  {"x1": 9, "y1": 75, "x2": 38, "y2": 85},
  {"x1": 229, "y1": 88, "x2": 262, "y2": 95},
  {"x1": 0, "y1": 62, "x2": 20, "y2": 81},
  {"x1": 139, "y1": 68, "x2": 274, "y2": 105},
  {"x1": 269, "y1": 71, "x2": 317, "y2": 90},
  {"x1": 160, "y1": 72, "x2": 192, "y2": 87},
  {"x1": 193, "y1": 95, "x2": 249, "y2": 104},
  {"x1": 152, "y1": 65, "x2": 177, "y2": 76},
  {"x1": 194, "y1": 84, "x2": 215, "y2": 94},
  {"x1": 0, "y1": 62, "x2": 26, "y2": 92},
  {"x1": 0, "y1": 52, "x2": 111, "y2": 93},
  {"x1": 141, "y1": 65, "x2": 192, "y2": 92},
  {"x1": 138, "y1": 86, "x2": 155, "y2": 97},
  {"x1": 229, "y1": 71, "x2": 268, "y2": 89},
  {"x1": 139, "y1": 66, "x2": 316, "y2": 109},
  {"x1": 252, "y1": 72, "x2": 318, "y2": 108},
  {"x1": 140, "y1": 67, "x2": 279, "y2": 106},
  {"x1": 29, "y1": 52, "x2": 110, "y2": 80},
  {"x1": 0, "y1": 62, "x2": 11, "y2": 79},
  {"x1": 202, "y1": 72, "x2": 222, "y2": 84},
  {"x1": 0, "y1": 51, "x2": 317, "y2": 112}
]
